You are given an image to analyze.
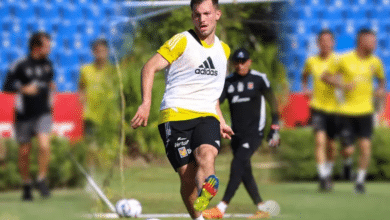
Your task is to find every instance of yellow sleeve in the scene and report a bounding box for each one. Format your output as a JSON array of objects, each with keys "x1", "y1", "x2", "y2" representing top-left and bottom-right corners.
[
  {"x1": 303, "y1": 58, "x2": 312, "y2": 74},
  {"x1": 328, "y1": 57, "x2": 341, "y2": 75},
  {"x1": 374, "y1": 58, "x2": 385, "y2": 79},
  {"x1": 221, "y1": 41, "x2": 230, "y2": 60},
  {"x1": 157, "y1": 33, "x2": 187, "y2": 64},
  {"x1": 79, "y1": 65, "x2": 88, "y2": 88}
]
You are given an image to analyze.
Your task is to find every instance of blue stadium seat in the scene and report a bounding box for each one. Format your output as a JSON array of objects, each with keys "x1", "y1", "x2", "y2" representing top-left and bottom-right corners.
[
  {"x1": 57, "y1": 20, "x2": 77, "y2": 36},
  {"x1": 1, "y1": 17, "x2": 25, "y2": 34},
  {"x1": 379, "y1": 20, "x2": 390, "y2": 35},
  {"x1": 377, "y1": 6, "x2": 390, "y2": 20},
  {"x1": 102, "y1": 4, "x2": 117, "y2": 21},
  {"x1": 77, "y1": 51, "x2": 93, "y2": 66},
  {"x1": 342, "y1": 6, "x2": 365, "y2": 20},
  {"x1": 1, "y1": 33, "x2": 12, "y2": 49},
  {"x1": 336, "y1": 33, "x2": 355, "y2": 52},
  {"x1": 81, "y1": 4, "x2": 102, "y2": 20},
  {"x1": 84, "y1": 20, "x2": 99, "y2": 41},
  {"x1": 35, "y1": 2, "x2": 58, "y2": 20},
  {"x1": 4, "y1": 48, "x2": 23, "y2": 65},
  {"x1": 322, "y1": 7, "x2": 342, "y2": 20},
  {"x1": 14, "y1": 2, "x2": 34, "y2": 20},
  {"x1": 53, "y1": 49, "x2": 78, "y2": 68},
  {"x1": 58, "y1": 4, "x2": 82, "y2": 21}
]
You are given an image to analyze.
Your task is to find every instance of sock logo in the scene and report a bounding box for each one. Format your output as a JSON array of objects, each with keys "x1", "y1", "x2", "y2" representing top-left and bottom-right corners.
[{"x1": 195, "y1": 57, "x2": 218, "y2": 76}]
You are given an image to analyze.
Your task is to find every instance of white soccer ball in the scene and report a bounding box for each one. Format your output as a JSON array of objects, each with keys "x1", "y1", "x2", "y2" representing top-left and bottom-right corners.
[
  {"x1": 127, "y1": 199, "x2": 142, "y2": 218},
  {"x1": 115, "y1": 199, "x2": 142, "y2": 218},
  {"x1": 116, "y1": 199, "x2": 132, "y2": 218},
  {"x1": 264, "y1": 200, "x2": 280, "y2": 216}
]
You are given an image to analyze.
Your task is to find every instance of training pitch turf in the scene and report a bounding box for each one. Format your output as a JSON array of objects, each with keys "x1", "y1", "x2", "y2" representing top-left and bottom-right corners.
[{"x1": 0, "y1": 153, "x2": 389, "y2": 220}]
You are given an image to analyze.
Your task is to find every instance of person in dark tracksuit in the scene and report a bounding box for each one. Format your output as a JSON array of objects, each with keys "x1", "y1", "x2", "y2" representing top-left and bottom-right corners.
[
  {"x1": 203, "y1": 48, "x2": 280, "y2": 219},
  {"x1": 3, "y1": 32, "x2": 55, "y2": 201}
]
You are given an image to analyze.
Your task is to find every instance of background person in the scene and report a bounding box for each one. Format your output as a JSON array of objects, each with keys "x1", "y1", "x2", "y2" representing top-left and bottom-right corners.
[
  {"x1": 3, "y1": 32, "x2": 55, "y2": 201},
  {"x1": 203, "y1": 48, "x2": 280, "y2": 219}
]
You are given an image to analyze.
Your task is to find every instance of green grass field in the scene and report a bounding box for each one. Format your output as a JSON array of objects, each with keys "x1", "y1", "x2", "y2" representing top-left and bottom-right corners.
[{"x1": 0, "y1": 152, "x2": 389, "y2": 220}]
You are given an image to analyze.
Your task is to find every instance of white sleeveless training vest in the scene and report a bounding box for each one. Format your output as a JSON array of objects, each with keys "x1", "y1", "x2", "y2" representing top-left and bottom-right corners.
[{"x1": 160, "y1": 31, "x2": 227, "y2": 115}]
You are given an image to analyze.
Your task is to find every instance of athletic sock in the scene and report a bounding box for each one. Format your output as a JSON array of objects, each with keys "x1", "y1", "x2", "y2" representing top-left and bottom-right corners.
[
  {"x1": 217, "y1": 201, "x2": 227, "y2": 213},
  {"x1": 194, "y1": 215, "x2": 205, "y2": 220},
  {"x1": 325, "y1": 162, "x2": 334, "y2": 177},
  {"x1": 356, "y1": 169, "x2": 367, "y2": 184},
  {"x1": 257, "y1": 203, "x2": 268, "y2": 212},
  {"x1": 317, "y1": 164, "x2": 327, "y2": 179}
]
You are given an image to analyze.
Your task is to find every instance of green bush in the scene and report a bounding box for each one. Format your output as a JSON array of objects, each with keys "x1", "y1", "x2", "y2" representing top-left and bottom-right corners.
[
  {"x1": 278, "y1": 127, "x2": 390, "y2": 181},
  {"x1": 0, "y1": 137, "x2": 86, "y2": 191}
]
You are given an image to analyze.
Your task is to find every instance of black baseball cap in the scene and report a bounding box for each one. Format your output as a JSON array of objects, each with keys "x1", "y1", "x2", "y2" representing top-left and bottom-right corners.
[{"x1": 231, "y1": 48, "x2": 250, "y2": 62}]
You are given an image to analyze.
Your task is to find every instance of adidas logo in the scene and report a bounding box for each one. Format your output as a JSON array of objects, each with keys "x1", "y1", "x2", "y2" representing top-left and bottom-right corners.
[{"x1": 195, "y1": 57, "x2": 218, "y2": 76}]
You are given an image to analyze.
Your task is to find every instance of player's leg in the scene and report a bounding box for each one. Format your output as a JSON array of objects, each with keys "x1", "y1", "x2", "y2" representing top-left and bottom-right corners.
[
  {"x1": 178, "y1": 161, "x2": 203, "y2": 219},
  {"x1": 311, "y1": 110, "x2": 329, "y2": 190},
  {"x1": 203, "y1": 137, "x2": 240, "y2": 219},
  {"x1": 16, "y1": 120, "x2": 34, "y2": 201},
  {"x1": 192, "y1": 117, "x2": 220, "y2": 212},
  {"x1": 158, "y1": 120, "x2": 204, "y2": 219},
  {"x1": 35, "y1": 114, "x2": 52, "y2": 197},
  {"x1": 355, "y1": 115, "x2": 373, "y2": 193},
  {"x1": 323, "y1": 113, "x2": 339, "y2": 189},
  {"x1": 340, "y1": 116, "x2": 356, "y2": 181}
]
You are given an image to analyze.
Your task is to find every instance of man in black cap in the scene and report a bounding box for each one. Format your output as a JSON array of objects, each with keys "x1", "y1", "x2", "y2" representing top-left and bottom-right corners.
[{"x1": 203, "y1": 48, "x2": 280, "y2": 219}]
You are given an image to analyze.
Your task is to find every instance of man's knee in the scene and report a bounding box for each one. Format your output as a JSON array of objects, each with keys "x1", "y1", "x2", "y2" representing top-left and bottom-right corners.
[
  {"x1": 194, "y1": 144, "x2": 218, "y2": 166},
  {"x1": 342, "y1": 146, "x2": 354, "y2": 158}
]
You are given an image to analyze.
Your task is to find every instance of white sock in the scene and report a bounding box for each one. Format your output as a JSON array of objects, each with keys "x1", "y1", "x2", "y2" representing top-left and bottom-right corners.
[
  {"x1": 194, "y1": 215, "x2": 205, "y2": 220},
  {"x1": 217, "y1": 201, "x2": 227, "y2": 213},
  {"x1": 317, "y1": 164, "x2": 327, "y2": 179},
  {"x1": 356, "y1": 169, "x2": 367, "y2": 184},
  {"x1": 258, "y1": 203, "x2": 268, "y2": 212},
  {"x1": 325, "y1": 162, "x2": 334, "y2": 177}
]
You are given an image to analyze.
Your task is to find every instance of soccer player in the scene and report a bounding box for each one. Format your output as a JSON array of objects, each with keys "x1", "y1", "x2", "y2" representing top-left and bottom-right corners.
[
  {"x1": 3, "y1": 32, "x2": 55, "y2": 200},
  {"x1": 323, "y1": 29, "x2": 386, "y2": 193},
  {"x1": 202, "y1": 48, "x2": 280, "y2": 219},
  {"x1": 131, "y1": 1, "x2": 233, "y2": 219},
  {"x1": 79, "y1": 39, "x2": 117, "y2": 171},
  {"x1": 302, "y1": 30, "x2": 339, "y2": 191}
]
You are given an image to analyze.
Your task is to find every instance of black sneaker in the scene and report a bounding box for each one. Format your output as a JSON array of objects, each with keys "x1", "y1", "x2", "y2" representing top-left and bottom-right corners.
[
  {"x1": 35, "y1": 178, "x2": 51, "y2": 198},
  {"x1": 319, "y1": 177, "x2": 332, "y2": 192},
  {"x1": 22, "y1": 184, "x2": 33, "y2": 201},
  {"x1": 355, "y1": 183, "x2": 365, "y2": 194}
]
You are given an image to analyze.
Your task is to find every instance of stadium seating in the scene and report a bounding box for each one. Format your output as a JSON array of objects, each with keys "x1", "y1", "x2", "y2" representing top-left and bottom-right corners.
[
  {"x1": 283, "y1": 1, "x2": 390, "y2": 91},
  {"x1": 0, "y1": 0, "x2": 128, "y2": 92}
]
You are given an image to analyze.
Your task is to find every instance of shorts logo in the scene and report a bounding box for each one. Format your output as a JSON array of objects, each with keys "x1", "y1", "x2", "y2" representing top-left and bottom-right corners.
[
  {"x1": 215, "y1": 140, "x2": 220, "y2": 147},
  {"x1": 178, "y1": 147, "x2": 188, "y2": 158},
  {"x1": 195, "y1": 57, "x2": 218, "y2": 76},
  {"x1": 175, "y1": 139, "x2": 189, "y2": 148},
  {"x1": 242, "y1": 143, "x2": 250, "y2": 149}
]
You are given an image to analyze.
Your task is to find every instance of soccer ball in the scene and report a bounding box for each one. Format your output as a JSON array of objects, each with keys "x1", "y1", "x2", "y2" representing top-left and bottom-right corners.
[
  {"x1": 263, "y1": 200, "x2": 280, "y2": 216},
  {"x1": 115, "y1": 199, "x2": 142, "y2": 218}
]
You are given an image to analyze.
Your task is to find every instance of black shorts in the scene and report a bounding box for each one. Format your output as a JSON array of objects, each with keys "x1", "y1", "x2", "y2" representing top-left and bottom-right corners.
[
  {"x1": 339, "y1": 114, "x2": 373, "y2": 147},
  {"x1": 231, "y1": 135, "x2": 263, "y2": 161},
  {"x1": 310, "y1": 108, "x2": 339, "y2": 139},
  {"x1": 158, "y1": 116, "x2": 221, "y2": 171}
]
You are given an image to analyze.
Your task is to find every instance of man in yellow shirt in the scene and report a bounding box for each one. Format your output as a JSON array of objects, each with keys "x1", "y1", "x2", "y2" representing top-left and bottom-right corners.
[
  {"x1": 302, "y1": 30, "x2": 339, "y2": 191},
  {"x1": 131, "y1": 1, "x2": 233, "y2": 219},
  {"x1": 79, "y1": 39, "x2": 118, "y2": 169},
  {"x1": 324, "y1": 29, "x2": 386, "y2": 193}
]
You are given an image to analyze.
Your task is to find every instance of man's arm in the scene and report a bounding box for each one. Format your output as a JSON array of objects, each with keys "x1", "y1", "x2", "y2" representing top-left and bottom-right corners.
[
  {"x1": 131, "y1": 53, "x2": 169, "y2": 129},
  {"x1": 321, "y1": 72, "x2": 354, "y2": 91},
  {"x1": 263, "y1": 88, "x2": 280, "y2": 148},
  {"x1": 216, "y1": 100, "x2": 234, "y2": 140}
]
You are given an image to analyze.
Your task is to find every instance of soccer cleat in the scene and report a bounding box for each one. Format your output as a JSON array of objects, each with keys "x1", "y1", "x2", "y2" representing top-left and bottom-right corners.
[
  {"x1": 36, "y1": 178, "x2": 51, "y2": 198},
  {"x1": 22, "y1": 184, "x2": 33, "y2": 201},
  {"x1": 319, "y1": 177, "x2": 333, "y2": 192},
  {"x1": 194, "y1": 175, "x2": 219, "y2": 212},
  {"x1": 203, "y1": 207, "x2": 224, "y2": 219},
  {"x1": 355, "y1": 183, "x2": 365, "y2": 194},
  {"x1": 247, "y1": 210, "x2": 270, "y2": 219}
]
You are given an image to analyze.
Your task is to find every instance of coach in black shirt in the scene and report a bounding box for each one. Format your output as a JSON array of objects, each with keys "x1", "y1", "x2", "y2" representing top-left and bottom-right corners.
[
  {"x1": 3, "y1": 32, "x2": 55, "y2": 201},
  {"x1": 203, "y1": 48, "x2": 280, "y2": 219}
]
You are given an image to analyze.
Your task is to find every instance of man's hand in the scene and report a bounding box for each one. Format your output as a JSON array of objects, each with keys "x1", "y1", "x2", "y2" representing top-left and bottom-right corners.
[
  {"x1": 131, "y1": 102, "x2": 151, "y2": 129},
  {"x1": 220, "y1": 123, "x2": 234, "y2": 140},
  {"x1": 267, "y1": 124, "x2": 280, "y2": 148},
  {"x1": 22, "y1": 83, "x2": 38, "y2": 95}
]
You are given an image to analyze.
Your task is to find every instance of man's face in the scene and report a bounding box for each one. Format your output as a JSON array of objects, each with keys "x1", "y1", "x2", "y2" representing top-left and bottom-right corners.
[
  {"x1": 359, "y1": 33, "x2": 376, "y2": 55},
  {"x1": 93, "y1": 44, "x2": 109, "y2": 61},
  {"x1": 192, "y1": 0, "x2": 221, "y2": 39},
  {"x1": 39, "y1": 37, "x2": 51, "y2": 58},
  {"x1": 318, "y1": 33, "x2": 334, "y2": 55},
  {"x1": 233, "y1": 59, "x2": 252, "y2": 77}
]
